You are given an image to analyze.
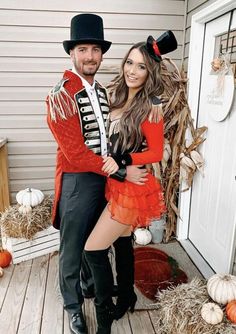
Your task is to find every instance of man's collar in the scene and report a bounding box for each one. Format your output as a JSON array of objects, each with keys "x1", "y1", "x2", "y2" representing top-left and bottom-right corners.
[{"x1": 71, "y1": 66, "x2": 96, "y2": 90}]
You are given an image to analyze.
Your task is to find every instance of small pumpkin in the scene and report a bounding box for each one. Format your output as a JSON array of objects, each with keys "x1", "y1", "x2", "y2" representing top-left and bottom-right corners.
[
  {"x1": 201, "y1": 302, "x2": 223, "y2": 325},
  {"x1": 207, "y1": 274, "x2": 236, "y2": 305},
  {"x1": 134, "y1": 228, "x2": 152, "y2": 246},
  {"x1": 211, "y1": 58, "x2": 222, "y2": 71},
  {"x1": 0, "y1": 248, "x2": 12, "y2": 268},
  {"x1": 18, "y1": 205, "x2": 32, "y2": 215},
  {"x1": 16, "y1": 187, "x2": 44, "y2": 207},
  {"x1": 226, "y1": 300, "x2": 236, "y2": 323}
]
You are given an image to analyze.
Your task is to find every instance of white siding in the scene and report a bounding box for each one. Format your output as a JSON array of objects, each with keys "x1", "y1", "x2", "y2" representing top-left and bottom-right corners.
[
  {"x1": 0, "y1": 0, "x2": 185, "y2": 201},
  {"x1": 183, "y1": 0, "x2": 219, "y2": 70}
]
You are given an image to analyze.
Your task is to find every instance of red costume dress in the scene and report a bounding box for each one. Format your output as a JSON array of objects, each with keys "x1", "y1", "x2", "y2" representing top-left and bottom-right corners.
[{"x1": 106, "y1": 115, "x2": 166, "y2": 229}]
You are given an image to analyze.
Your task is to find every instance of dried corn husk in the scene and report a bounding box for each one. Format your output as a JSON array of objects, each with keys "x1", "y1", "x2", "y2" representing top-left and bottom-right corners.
[
  {"x1": 180, "y1": 153, "x2": 196, "y2": 170},
  {"x1": 161, "y1": 139, "x2": 172, "y2": 172},
  {"x1": 158, "y1": 58, "x2": 207, "y2": 241},
  {"x1": 190, "y1": 150, "x2": 204, "y2": 175}
]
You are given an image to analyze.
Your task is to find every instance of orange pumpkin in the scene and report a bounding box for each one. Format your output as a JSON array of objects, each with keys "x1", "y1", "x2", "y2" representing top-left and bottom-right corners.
[
  {"x1": 0, "y1": 248, "x2": 12, "y2": 268},
  {"x1": 226, "y1": 300, "x2": 236, "y2": 323}
]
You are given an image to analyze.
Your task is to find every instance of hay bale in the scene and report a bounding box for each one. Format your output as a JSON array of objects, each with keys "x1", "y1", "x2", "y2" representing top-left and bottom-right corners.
[
  {"x1": 0, "y1": 196, "x2": 53, "y2": 239},
  {"x1": 154, "y1": 277, "x2": 236, "y2": 334}
]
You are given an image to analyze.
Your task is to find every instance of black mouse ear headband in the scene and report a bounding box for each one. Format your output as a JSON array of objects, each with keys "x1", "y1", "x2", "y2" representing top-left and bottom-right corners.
[{"x1": 145, "y1": 30, "x2": 178, "y2": 62}]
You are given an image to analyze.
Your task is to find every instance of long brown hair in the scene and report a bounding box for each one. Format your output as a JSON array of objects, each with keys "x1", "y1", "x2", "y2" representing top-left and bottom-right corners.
[{"x1": 109, "y1": 42, "x2": 164, "y2": 153}]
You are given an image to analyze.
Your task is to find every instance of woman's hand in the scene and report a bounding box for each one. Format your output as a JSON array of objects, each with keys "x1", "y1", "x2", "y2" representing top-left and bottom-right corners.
[
  {"x1": 126, "y1": 165, "x2": 148, "y2": 185},
  {"x1": 102, "y1": 156, "x2": 119, "y2": 175}
]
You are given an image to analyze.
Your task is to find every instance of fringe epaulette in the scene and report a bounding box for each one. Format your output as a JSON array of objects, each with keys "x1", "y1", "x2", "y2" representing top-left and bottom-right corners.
[
  {"x1": 149, "y1": 96, "x2": 163, "y2": 123},
  {"x1": 47, "y1": 78, "x2": 78, "y2": 122},
  {"x1": 151, "y1": 96, "x2": 162, "y2": 106}
]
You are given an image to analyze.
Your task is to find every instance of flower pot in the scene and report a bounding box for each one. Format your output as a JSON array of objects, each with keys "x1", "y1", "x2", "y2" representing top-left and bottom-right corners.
[{"x1": 149, "y1": 219, "x2": 165, "y2": 243}]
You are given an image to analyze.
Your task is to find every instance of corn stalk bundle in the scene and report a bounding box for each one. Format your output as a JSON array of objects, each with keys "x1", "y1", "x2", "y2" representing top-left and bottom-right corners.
[{"x1": 155, "y1": 58, "x2": 207, "y2": 241}]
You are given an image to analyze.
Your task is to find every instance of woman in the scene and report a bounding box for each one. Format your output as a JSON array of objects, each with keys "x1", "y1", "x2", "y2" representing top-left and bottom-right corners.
[{"x1": 84, "y1": 31, "x2": 177, "y2": 334}]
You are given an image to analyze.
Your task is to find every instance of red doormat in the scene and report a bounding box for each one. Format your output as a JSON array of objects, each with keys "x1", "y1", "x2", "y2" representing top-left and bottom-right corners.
[{"x1": 134, "y1": 246, "x2": 188, "y2": 301}]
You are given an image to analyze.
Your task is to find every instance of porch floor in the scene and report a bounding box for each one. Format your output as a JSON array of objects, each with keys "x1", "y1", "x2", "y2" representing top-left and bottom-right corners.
[{"x1": 0, "y1": 241, "x2": 203, "y2": 334}]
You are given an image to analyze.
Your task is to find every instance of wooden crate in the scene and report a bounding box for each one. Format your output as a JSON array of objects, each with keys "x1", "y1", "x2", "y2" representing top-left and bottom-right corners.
[{"x1": 2, "y1": 226, "x2": 60, "y2": 264}]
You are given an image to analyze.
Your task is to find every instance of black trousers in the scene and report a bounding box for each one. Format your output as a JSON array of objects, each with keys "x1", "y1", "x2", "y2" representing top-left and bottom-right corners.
[{"x1": 58, "y1": 172, "x2": 106, "y2": 314}]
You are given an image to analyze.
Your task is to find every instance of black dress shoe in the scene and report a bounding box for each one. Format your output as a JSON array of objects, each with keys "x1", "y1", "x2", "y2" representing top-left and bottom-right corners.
[
  {"x1": 82, "y1": 284, "x2": 118, "y2": 299},
  {"x1": 69, "y1": 311, "x2": 88, "y2": 334}
]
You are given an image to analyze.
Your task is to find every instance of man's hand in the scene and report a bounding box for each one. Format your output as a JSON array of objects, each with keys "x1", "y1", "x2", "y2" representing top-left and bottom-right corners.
[{"x1": 126, "y1": 165, "x2": 148, "y2": 185}]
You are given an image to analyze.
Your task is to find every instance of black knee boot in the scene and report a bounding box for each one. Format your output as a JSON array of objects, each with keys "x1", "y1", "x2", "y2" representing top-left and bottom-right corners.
[
  {"x1": 84, "y1": 249, "x2": 115, "y2": 334},
  {"x1": 113, "y1": 235, "x2": 137, "y2": 320}
]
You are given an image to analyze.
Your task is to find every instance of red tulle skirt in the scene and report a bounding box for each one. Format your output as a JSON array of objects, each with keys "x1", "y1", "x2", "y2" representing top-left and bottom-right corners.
[{"x1": 105, "y1": 173, "x2": 166, "y2": 229}]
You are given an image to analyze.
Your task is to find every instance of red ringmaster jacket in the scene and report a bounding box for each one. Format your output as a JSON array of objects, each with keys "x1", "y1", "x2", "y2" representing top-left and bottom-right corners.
[{"x1": 46, "y1": 70, "x2": 109, "y2": 229}]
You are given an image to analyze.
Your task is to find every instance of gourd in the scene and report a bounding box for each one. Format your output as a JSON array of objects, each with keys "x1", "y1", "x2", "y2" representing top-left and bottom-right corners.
[
  {"x1": 0, "y1": 248, "x2": 12, "y2": 268},
  {"x1": 226, "y1": 300, "x2": 236, "y2": 323},
  {"x1": 16, "y1": 188, "x2": 44, "y2": 207},
  {"x1": 134, "y1": 228, "x2": 152, "y2": 246},
  {"x1": 207, "y1": 274, "x2": 236, "y2": 305},
  {"x1": 201, "y1": 302, "x2": 223, "y2": 325},
  {"x1": 0, "y1": 267, "x2": 3, "y2": 277},
  {"x1": 18, "y1": 205, "x2": 32, "y2": 215}
]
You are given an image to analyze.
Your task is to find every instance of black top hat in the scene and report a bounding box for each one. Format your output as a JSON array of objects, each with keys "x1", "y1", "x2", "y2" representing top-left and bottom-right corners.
[
  {"x1": 145, "y1": 30, "x2": 177, "y2": 62},
  {"x1": 63, "y1": 13, "x2": 112, "y2": 55}
]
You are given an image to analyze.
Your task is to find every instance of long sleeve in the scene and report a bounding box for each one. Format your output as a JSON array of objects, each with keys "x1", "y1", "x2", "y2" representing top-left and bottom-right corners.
[
  {"x1": 47, "y1": 109, "x2": 106, "y2": 176},
  {"x1": 130, "y1": 118, "x2": 164, "y2": 165}
]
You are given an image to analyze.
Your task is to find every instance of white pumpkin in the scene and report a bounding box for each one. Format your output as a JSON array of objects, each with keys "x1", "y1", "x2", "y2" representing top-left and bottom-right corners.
[
  {"x1": 207, "y1": 274, "x2": 236, "y2": 305},
  {"x1": 18, "y1": 205, "x2": 32, "y2": 215},
  {"x1": 16, "y1": 188, "x2": 44, "y2": 207},
  {"x1": 134, "y1": 228, "x2": 152, "y2": 245},
  {"x1": 201, "y1": 302, "x2": 223, "y2": 325}
]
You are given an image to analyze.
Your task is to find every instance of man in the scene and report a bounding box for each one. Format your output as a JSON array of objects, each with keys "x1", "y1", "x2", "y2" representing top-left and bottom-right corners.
[{"x1": 46, "y1": 13, "x2": 146, "y2": 334}]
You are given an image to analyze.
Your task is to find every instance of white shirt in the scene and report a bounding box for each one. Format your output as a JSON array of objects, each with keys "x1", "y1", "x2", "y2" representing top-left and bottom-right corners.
[{"x1": 72, "y1": 67, "x2": 107, "y2": 156}]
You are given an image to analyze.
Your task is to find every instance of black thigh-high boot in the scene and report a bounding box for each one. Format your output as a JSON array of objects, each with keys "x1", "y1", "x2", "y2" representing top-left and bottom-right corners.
[
  {"x1": 81, "y1": 251, "x2": 118, "y2": 299},
  {"x1": 113, "y1": 235, "x2": 137, "y2": 320},
  {"x1": 84, "y1": 249, "x2": 115, "y2": 334}
]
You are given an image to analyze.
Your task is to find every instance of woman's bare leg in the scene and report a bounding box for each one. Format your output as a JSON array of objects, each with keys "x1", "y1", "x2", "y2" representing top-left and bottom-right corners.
[{"x1": 84, "y1": 205, "x2": 131, "y2": 251}]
